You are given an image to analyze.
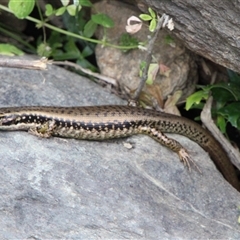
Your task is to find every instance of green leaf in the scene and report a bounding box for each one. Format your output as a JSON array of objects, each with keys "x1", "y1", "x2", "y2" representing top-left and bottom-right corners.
[
  {"x1": 49, "y1": 36, "x2": 81, "y2": 60},
  {"x1": 55, "y1": 6, "x2": 66, "y2": 16},
  {"x1": 62, "y1": 10, "x2": 86, "y2": 32},
  {"x1": 82, "y1": 45, "x2": 94, "y2": 58},
  {"x1": 217, "y1": 115, "x2": 227, "y2": 134},
  {"x1": 164, "y1": 35, "x2": 175, "y2": 45},
  {"x1": 227, "y1": 69, "x2": 240, "y2": 86},
  {"x1": 148, "y1": 7, "x2": 156, "y2": 19},
  {"x1": 67, "y1": 4, "x2": 79, "y2": 16},
  {"x1": 139, "y1": 14, "x2": 152, "y2": 21},
  {"x1": 210, "y1": 82, "x2": 240, "y2": 102},
  {"x1": 83, "y1": 19, "x2": 97, "y2": 38},
  {"x1": 211, "y1": 87, "x2": 235, "y2": 107},
  {"x1": 76, "y1": 58, "x2": 98, "y2": 72},
  {"x1": 218, "y1": 102, "x2": 240, "y2": 129},
  {"x1": 45, "y1": 4, "x2": 54, "y2": 17},
  {"x1": 0, "y1": 43, "x2": 24, "y2": 56},
  {"x1": 65, "y1": 39, "x2": 80, "y2": 53},
  {"x1": 119, "y1": 33, "x2": 139, "y2": 49},
  {"x1": 149, "y1": 18, "x2": 157, "y2": 32},
  {"x1": 60, "y1": 0, "x2": 70, "y2": 6},
  {"x1": 45, "y1": 31, "x2": 63, "y2": 48},
  {"x1": 190, "y1": 102, "x2": 205, "y2": 110},
  {"x1": 185, "y1": 90, "x2": 209, "y2": 110},
  {"x1": 140, "y1": 61, "x2": 147, "y2": 70},
  {"x1": 146, "y1": 63, "x2": 159, "y2": 85},
  {"x1": 92, "y1": 13, "x2": 114, "y2": 28},
  {"x1": 79, "y1": 0, "x2": 93, "y2": 7},
  {"x1": 139, "y1": 61, "x2": 147, "y2": 77},
  {"x1": 37, "y1": 43, "x2": 52, "y2": 57},
  {"x1": 8, "y1": 0, "x2": 35, "y2": 19}
]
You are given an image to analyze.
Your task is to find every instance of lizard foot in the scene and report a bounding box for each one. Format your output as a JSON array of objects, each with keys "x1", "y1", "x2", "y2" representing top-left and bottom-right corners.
[{"x1": 178, "y1": 148, "x2": 202, "y2": 174}]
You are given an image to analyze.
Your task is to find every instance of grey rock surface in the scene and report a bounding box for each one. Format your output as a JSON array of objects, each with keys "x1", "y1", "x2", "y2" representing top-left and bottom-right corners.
[
  {"x1": 142, "y1": 0, "x2": 240, "y2": 73},
  {"x1": 0, "y1": 57, "x2": 240, "y2": 239}
]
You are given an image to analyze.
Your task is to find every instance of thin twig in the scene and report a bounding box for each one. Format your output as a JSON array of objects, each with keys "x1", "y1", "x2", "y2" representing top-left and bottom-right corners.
[
  {"x1": 52, "y1": 60, "x2": 118, "y2": 86},
  {"x1": 0, "y1": 57, "x2": 48, "y2": 70},
  {"x1": 0, "y1": 57, "x2": 118, "y2": 86},
  {"x1": 133, "y1": 14, "x2": 166, "y2": 100}
]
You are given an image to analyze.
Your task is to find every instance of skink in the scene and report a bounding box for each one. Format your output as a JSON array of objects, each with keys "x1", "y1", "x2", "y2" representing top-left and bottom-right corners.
[{"x1": 0, "y1": 105, "x2": 239, "y2": 191}]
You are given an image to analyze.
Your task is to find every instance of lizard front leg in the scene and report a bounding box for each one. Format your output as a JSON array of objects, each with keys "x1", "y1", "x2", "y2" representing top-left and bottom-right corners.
[{"x1": 28, "y1": 120, "x2": 56, "y2": 138}]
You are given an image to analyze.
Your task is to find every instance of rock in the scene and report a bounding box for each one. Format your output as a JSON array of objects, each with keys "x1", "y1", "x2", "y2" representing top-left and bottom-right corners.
[
  {"x1": 0, "y1": 56, "x2": 239, "y2": 239},
  {"x1": 94, "y1": 1, "x2": 198, "y2": 104},
  {"x1": 141, "y1": 0, "x2": 240, "y2": 73}
]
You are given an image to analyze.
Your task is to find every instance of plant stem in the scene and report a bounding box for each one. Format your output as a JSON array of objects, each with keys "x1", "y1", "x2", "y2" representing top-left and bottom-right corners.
[
  {"x1": 0, "y1": 25, "x2": 36, "y2": 52},
  {"x1": 133, "y1": 14, "x2": 165, "y2": 100},
  {"x1": 0, "y1": 4, "x2": 139, "y2": 51}
]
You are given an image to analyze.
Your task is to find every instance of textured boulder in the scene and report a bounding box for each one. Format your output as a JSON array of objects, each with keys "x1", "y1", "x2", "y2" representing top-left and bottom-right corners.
[
  {"x1": 142, "y1": 0, "x2": 240, "y2": 73},
  {"x1": 0, "y1": 57, "x2": 239, "y2": 239}
]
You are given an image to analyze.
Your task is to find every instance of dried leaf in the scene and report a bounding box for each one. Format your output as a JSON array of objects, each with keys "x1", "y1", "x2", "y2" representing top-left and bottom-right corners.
[
  {"x1": 145, "y1": 84, "x2": 164, "y2": 108},
  {"x1": 164, "y1": 90, "x2": 182, "y2": 115},
  {"x1": 159, "y1": 63, "x2": 171, "y2": 77}
]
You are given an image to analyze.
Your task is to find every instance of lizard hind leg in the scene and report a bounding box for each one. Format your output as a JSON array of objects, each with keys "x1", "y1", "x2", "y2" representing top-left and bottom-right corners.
[{"x1": 141, "y1": 125, "x2": 201, "y2": 173}]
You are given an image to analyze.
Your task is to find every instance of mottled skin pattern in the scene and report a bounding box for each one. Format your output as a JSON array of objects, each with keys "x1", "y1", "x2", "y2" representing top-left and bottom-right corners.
[{"x1": 0, "y1": 105, "x2": 239, "y2": 191}]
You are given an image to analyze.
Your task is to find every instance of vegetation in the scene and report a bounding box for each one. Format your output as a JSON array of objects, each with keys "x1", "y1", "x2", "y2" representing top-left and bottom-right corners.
[{"x1": 186, "y1": 70, "x2": 240, "y2": 134}]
